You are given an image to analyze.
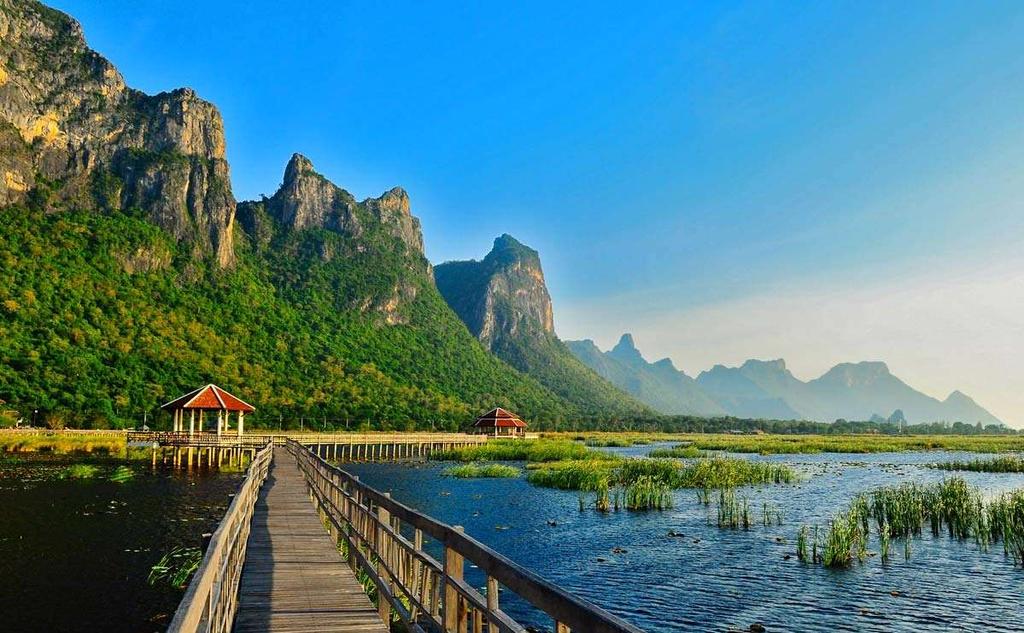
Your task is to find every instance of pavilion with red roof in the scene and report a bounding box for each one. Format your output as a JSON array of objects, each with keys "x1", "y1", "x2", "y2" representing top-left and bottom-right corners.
[
  {"x1": 161, "y1": 384, "x2": 255, "y2": 438},
  {"x1": 471, "y1": 407, "x2": 527, "y2": 438}
]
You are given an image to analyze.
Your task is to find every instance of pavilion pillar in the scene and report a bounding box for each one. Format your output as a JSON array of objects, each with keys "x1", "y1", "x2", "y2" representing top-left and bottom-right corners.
[
  {"x1": 238, "y1": 411, "x2": 244, "y2": 439},
  {"x1": 217, "y1": 410, "x2": 223, "y2": 438},
  {"x1": 199, "y1": 411, "x2": 204, "y2": 433},
  {"x1": 189, "y1": 410, "x2": 195, "y2": 436}
]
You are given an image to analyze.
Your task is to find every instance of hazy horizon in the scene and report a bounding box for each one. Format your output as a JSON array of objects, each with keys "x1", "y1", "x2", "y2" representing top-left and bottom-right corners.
[{"x1": 52, "y1": 0, "x2": 1024, "y2": 426}]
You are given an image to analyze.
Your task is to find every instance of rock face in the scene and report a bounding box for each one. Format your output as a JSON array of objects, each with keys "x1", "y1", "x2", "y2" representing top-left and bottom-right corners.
[
  {"x1": 436, "y1": 236, "x2": 649, "y2": 417},
  {"x1": 435, "y1": 234, "x2": 553, "y2": 350},
  {"x1": 236, "y1": 154, "x2": 431, "y2": 324},
  {"x1": 0, "y1": 0, "x2": 236, "y2": 266}
]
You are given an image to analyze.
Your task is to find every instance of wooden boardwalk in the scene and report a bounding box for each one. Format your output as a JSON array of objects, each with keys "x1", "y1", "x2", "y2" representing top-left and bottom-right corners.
[{"x1": 233, "y1": 448, "x2": 389, "y2": 633}]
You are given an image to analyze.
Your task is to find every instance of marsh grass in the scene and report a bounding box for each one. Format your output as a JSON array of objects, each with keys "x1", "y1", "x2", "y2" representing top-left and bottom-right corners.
[
  {"x1": 109, "y1": 465, "x2": 134, "y2": 483},
  {"x1": 433, "y1": 439, "x2": 611, "y2": 463},
  {"x1": 444, "y1": 463, "x2": 520, "y2": 479},
  {"x1": 930, "y1": 455, "x2": 1024, "y2": 473},
  {"x1": 62, "y1": 463, "x2": 99, "y2": 479},
  {"x1": 675, "y1": 433, "x2": 1024, "y2": 455},
  {"x1": 799, "y1": 477, "x2": 1024, "y2": 569},
  {"x1": 148, "y1": 546, "x2": 202, "y2": 589},
  {"x1": 715, "y1": 489, "x2": 751, "y2": 529},
  {"x1": 0, "y1": 433, "x2": 126, "y2": 455},
  {"x1": 648, "y1": 444, "x2": 704, "y2": 459},
  {"x1": 625, "y1": 476, "x2": 672, "y2": 510}
]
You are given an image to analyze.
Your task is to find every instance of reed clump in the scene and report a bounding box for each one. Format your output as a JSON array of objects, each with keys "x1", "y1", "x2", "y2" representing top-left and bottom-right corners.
[
  {"x1": 109, "y1": 465, "x2": 134, "y2": 483},
  {"x1": 433, "y1": 439, "x2": 611, "y2": 463},
  {"x1": 648, "y1": 444, "x2": 704, "y2": 459},
  {"x1": 444, "y1": 463, "x2": 520, "y2": 479},
  {"x1": 675, "y1": 433, "x2": 1024, "y2": 455},
  {"x1": 798, "y1": 477, "x2": 1024, "y2": 569},
  {"x1": 0, "y1": 432, "x2": 126, "y2": 455},
  {"x1": 62, "y1": 463, "x2": 100, "y2": 479},
  {"x1": 930, "y1": 455, "x2": 1024, "y2": 473},
  {"x1": 148, "y1": 546, "x2": 202, "y2": 589}
]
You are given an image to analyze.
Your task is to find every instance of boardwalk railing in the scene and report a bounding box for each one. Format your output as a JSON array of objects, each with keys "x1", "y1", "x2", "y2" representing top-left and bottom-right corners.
[
  {"x1": 128, "y1": 431, "x2": 487, "y2": 452},
  {"x1": 286, "y1": 439, "x2": 644, "y2": 633},
  {"x1": 168, "y1": 442, "x2": 274, "y2": 633}
]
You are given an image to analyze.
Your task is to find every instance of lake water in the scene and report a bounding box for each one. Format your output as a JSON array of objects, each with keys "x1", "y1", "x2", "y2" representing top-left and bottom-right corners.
[
  {"x1": 343, "y1": 444, "x2": 1024, "y2": 632},
  {"x1": 0, "y1": 455, "x2": 243, "y2": 633}
]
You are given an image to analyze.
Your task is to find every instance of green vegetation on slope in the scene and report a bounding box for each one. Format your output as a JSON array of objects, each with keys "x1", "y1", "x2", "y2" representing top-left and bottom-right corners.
[{"x1": 0, "y1": 205, "x2": 577, "y2": 429}]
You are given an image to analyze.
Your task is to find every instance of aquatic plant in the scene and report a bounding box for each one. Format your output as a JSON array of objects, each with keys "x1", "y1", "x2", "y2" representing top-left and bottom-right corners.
[
  {"x1": 673, "y1": 433, "x2": 1024, "y2": 456},
  {"x1": 148, "y1": 546, "x2": 202, "y2": 589},
  {"x1": 624, "y1": 476, "x2": 672, "y2": 511},
  {"x1": 930, "y1": 455, "x2": 1024, "y2": 473},
  {"x1": 715, "y1": 489, "x2": 751, "y2": 529},
  {"x1": 109, "y1": 465, "x2": 134, "y2": 483},
  {"x1": 444, "y1": 463, "x2": 520, "y2": 478},
  {"x1": 648, "y1": 444, "x2": 704, "y2": 459},
  {"x1": 799, "y1": 478, "x2": 1024, "y2": 569},
  {"x1": 0, "y1": 432, "x2": 126, "y2": 456},
  {"x1": 62, "y1": 463, "x2": 99, "y2": 479},
  {"x1": 433, "y1": 439, "x2": 611, "y2": 463},
  {"x1": 796, "y1": 526, "x2": 810, "y2": 562}
]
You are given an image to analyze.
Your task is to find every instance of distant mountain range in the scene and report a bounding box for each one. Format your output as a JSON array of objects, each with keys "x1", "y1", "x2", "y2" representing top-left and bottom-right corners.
[{"x1": 568, "y1": 334, "x2": 1002, "y2": 425}]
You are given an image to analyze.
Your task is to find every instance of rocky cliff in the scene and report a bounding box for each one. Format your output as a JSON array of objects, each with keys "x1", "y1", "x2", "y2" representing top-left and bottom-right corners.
[
  {"x1": 237, "y1": 154, "x2": 431, "y2": 324},
  {"x1": 436, "y1": 236, "x2": 649, "y2": 417},
  {"x1": 434, "y1": 234, "x2": 553, "y2": 350},
  {"x1": 0, "y1": 0, "x2": 236, "y2": 266}
]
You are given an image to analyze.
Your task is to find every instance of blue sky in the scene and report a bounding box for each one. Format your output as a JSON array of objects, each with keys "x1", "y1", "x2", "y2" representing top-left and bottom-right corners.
[{"x1": 55, "y1": 1, "x2": 1024, "y2": 423}]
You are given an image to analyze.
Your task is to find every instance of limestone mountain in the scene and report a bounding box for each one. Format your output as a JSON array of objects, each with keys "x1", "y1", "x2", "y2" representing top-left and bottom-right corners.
[
  {"x1": 0, "y1": 0, "x2": 603, "y2": 428},
  {"x1": 566, "y1": 334, "x2": 725, "y2": 416},
  {"x1": 693, "y1": 358, "x2": 1002, "y2": 424},
  {"x1": 0, "y1": 0, "x2": 236, "y2": 267},
  {"x1": 805, "y1": 361, "x2": 1001, "y2": 425},
  {"x1": 435, "y1": 236, "x2": 649, "y2": 417}
]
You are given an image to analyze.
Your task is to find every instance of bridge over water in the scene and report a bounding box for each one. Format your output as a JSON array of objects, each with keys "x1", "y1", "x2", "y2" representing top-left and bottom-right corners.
[{"x1": 164, "y1": 437, "x2": 644, "y2": 633}]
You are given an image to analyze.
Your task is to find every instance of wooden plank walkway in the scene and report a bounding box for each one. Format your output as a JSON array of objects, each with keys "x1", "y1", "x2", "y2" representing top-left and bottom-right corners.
[{"x1": 233, "y1": 448, "x2": 389, "y2": 633}]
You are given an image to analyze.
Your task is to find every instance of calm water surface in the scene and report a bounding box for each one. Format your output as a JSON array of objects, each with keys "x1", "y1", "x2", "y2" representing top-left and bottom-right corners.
[
  {"x1": 0, "y1": 455, "x2": 243, "y2": 633},
  {"x1": 344, "y1": 444, "x2": 1024, "y2": 632}
]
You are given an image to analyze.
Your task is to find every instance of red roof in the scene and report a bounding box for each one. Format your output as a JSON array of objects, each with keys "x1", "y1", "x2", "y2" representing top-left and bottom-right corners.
[
  {"x1": 161, "y1": 385, "x2": 256, "y2": 413},
  {"x1": 472, "y1": 407, "x2": 527, "y2": 428}
]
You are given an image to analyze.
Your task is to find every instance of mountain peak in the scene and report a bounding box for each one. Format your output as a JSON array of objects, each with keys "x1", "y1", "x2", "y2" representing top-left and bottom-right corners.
[
  {"x1": 485, "y1": 234, "x2": 541, "y2": 268},
  {"x1": 741, "y1": 358, "x2": 788, "y2": 372},
  {"x1": 284, "y1": 153, "x2": 315, "y2": 182},
  {"x1": 609, "y1": 333, "x2": 646, "y2": 365}
]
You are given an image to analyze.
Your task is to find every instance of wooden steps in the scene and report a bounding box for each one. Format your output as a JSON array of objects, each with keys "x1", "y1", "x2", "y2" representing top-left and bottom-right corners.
[{"x1": 233, "y1": 448, "x2": 388, "y2": 633}]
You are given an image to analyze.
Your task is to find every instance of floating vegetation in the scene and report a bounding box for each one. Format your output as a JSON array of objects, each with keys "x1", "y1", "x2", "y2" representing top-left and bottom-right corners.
[
  {"x1": 929, "y1": 455, "x2": 1024, "y2": 473},
  {"x1": 444, "y1": 463, "x2": 520, "y2": 478},
  {"x1": 674, "y1": 433, "x2": 1024, "y2": 455},
  {"x1": 797, "y1": 478, "x2": 1024, "y2": 569},
  {"x1": 62, "y1": 463, "x2": 99, "y2": 479},
  {"x1": 528, "y1": 456, "x2": 797, "y2": 512},
  {"x1": 433, "y1": 439, "x2": 613, "y2": 463},
  {"x1": 109, "y1": 465, "x2": 134, "y2": 483},
  {"x1": 148, "y1": 546, "x2": 202, "y2": 589},
  {"x1": 648, "y1": 444, "x2": 704, "y2": 459}
]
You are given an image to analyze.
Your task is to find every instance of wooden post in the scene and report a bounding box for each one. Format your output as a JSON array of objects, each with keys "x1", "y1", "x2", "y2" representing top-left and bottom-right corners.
[
  {"x1": 217, "y1": 410, "x2": 223, "y2": 438},
  {"x1": 237, "y1": 411, "x2": 243, "y2": 439},
  {"x1": 444, "y1": 526, "x2": 466, "y2": 633},
  {"x1": 377, "y1": 493, "x2": 392, "y2": 624},
  {"x1": 189, "y1": 409, "x2": 195, "y2": 436}
]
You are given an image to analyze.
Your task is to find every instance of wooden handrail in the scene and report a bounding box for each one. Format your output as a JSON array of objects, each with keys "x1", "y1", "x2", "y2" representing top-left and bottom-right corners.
[
  {"x1": 285, "y1": 439, "x2": 645, "y2": 633},
  {"x1": 167, "y1": 442, "x2": 274, "y2": 633}
]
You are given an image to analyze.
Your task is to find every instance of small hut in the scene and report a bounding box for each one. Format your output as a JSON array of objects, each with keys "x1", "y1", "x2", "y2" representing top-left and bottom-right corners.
[
  {"x1": 471, "y1": 407, "x2": 527, "y2": 438},
  {"x1": 161, "y1": 384, "x2": 255, "y2": 438}
]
